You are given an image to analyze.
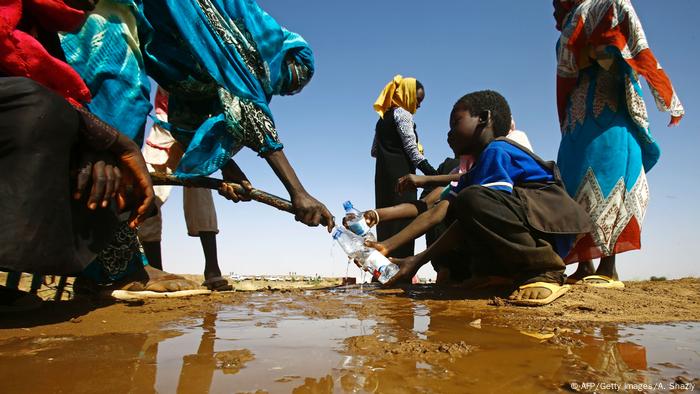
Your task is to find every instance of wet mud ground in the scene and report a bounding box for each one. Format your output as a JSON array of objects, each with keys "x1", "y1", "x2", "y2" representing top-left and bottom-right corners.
[{"x1": 1, "y1": 278, "x2": 699, "y2": 393}]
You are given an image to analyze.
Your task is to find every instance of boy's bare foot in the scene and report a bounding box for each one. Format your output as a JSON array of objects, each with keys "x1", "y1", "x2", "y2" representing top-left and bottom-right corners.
[
  {"x1": 383, "y1": 255, "x2": 423, "y2": 287},
  {"x1": 508, "y1": 284, "x2": 554, "y2": 301},
  {"x1": 507, "y1": 282, "x2": 569, "y2": 306}
]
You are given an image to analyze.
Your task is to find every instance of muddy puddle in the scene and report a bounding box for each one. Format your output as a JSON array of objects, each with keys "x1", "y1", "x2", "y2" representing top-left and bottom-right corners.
[{"x1": 0, "y1": 286, "x2": 698, "y2": 393}]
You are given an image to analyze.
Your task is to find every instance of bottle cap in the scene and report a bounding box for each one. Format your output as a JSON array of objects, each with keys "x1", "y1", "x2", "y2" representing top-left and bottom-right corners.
[
  {"x1": 343, "y1": 201, "x2": 353, "y2": 211},
  {"x1": 331, "y1": 227, "x2": 343, "y2": 240}
]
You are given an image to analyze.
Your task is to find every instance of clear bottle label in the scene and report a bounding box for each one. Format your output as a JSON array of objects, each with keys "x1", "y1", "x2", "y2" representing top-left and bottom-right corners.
[
  {"x1": 365, "y1": 250, "x2": 389, "y2": 278},
  {"x1": 349, "y1": 220, "x2": 370, "y2": 236}
]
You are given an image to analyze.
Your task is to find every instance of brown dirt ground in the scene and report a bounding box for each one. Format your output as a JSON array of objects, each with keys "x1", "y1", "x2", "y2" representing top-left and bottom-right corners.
[{"x1": 1, "y1": 277, "x2": 699, "y2": 340}]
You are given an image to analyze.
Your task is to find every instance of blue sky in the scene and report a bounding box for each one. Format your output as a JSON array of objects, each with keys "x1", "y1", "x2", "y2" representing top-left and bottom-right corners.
[{"x1": 157, "y1": 1, "x2": 699, "y2": 281}]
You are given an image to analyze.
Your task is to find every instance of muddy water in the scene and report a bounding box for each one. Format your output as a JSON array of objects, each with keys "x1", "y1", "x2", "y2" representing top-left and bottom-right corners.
[{"x1": 0, "y1": 287, "x2": 698, "y2": 393}]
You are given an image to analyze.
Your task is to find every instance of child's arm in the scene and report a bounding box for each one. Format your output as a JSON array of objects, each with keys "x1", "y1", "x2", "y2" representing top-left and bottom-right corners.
[
  {"x1": 360, "y1": 187, "x2": 448, "y2": 228},
  {"x1": 368, "y1": 200, "x2": 451, "y2": 255},
  {"x1": 396, "y1": 173, "x2": 462, "y2": 193},
  {"x1": 422, "y1": 185, "x2": 447, "y2": 207},
  {"x1": 367, "y1": 204, "x2": 418, "y2": 226},
  {"x1": 383, "y1": 221, "x2": 464, "y2": 286}
]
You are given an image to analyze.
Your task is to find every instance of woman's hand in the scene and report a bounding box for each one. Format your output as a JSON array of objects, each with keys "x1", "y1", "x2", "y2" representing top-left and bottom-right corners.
[
  {"x1": 218, "y1": 180, "x2": 253, "y2": 203},
  {"x1": 219, "y1": 160, "x2": 253, "y2": 202},
  {"x1": 291, "y1": 191, "x2": 335, "y2": 232},
  {"x1": 74, "y1": 150, "x2": 121, "y2": 210},
  {"x1": 110, "y1": 134, "x2": 155, "y2": 228},
  {"x1": 396, "y1": 174, "x2": 424, "y2": 193}
]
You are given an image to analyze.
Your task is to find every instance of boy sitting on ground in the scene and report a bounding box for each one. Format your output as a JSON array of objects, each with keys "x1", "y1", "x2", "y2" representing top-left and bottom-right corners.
[
  {"x1": 357, "y1": 120, "x2": 534, "y2": 284},
  {"x1": 377, "y1": 90, "x2": 590, "y2": 306}
]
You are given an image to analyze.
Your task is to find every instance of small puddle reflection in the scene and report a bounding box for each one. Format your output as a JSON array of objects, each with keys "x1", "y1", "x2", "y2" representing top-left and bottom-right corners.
[{"x1": 0, "y1": 290, "x2": 698, "y2": 393}]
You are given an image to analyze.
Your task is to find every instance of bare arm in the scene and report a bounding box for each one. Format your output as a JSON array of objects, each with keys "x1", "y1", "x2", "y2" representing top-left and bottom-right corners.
[
  {"x1": 396, "y1": 173, "x2": 461, "y2": 193},
  {"x1": 373, "y1": 203, "x2": 419, "y2": 223},
  {"x1": 365, "y1": 186, "x2": 447, "y2": 228},
  {"x1": 422, "y1": 186, "x2": 445, "y2": 207},
  {"x1": 421, "y1": 173, "x2": 461, "y2": 187},
  {"x1": 383, "y1": 221, "x2": 464, "y2": 287},
  {"x1": 380, "y1": 200, "x2": 450, "y2": 254}
]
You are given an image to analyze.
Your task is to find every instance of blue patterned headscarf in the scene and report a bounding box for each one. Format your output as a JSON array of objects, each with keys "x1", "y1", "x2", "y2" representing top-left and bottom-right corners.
[
  {"x1": 143, "y1": 0, "x2": 314, "y2": 177},
  {"x1": 61, "y1": 0, "x2": 154, "y2": 145}
]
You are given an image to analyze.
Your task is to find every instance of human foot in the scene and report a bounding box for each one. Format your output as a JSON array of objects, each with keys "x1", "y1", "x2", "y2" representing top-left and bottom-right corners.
[
  {"x1": 507, "y1": 282, "x2": 570, "y2": 306},
  {"x1": 566, "y1": 260, "x2": 595, "y2": 284},
  {"x1": 139, "y1": 265, "x2": 199, "y2": 292},
  {"x1": 202, "y1": 275, "x2": 233, "y2": 291},
  {"x1": 593, "y1": 255, "x2": 618, "y2": 280},
  {"x1": 581, "y1": 275, "x2": 625, "y2": 289},
  {"x1": 582, "y1": 256, "x2": 623, "y2": 288},
  {"x1": 73, "y1": 265, "x2": 199, "y2": 295}
]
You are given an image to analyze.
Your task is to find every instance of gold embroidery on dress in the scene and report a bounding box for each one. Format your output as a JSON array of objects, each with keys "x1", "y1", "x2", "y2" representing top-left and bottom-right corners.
[
  {"x1": 564, "y1": 72, "x2": 590, "y2": 133},
  {"x1": 624, "y1": 73, "x2": 650, "y2": 133},
  {"x1": 592, "y1": 67, "x2": 619, "y2": 118}
]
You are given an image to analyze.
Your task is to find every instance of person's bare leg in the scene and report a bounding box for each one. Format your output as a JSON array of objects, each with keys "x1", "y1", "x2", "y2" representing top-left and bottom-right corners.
[
  {"x1": 593, "y1": 255, "x2": 618, "y2": 280},
  {"x1": 568, "y1": 260, "x2": 595, "y2": 282},
  {"x1": 199, "y1": 231, "x2": 221, "y2": 281},
  {"x1": 198, "y1": 231, "x2": 232, "y2": 291},
  {"x1": 142, "y1": 241, "x2": 163, "y2": 270}
]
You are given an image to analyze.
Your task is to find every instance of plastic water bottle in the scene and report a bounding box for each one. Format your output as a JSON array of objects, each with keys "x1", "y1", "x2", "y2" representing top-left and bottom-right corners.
[
  {"x1": 331, "y1": 227, "x2": 399, "y2": 284},
  {"x1": 377, "y1": 262, "x2": 400, "y2": 284},
  {"x1": 343, "y1": 201, "x2": 376, "y2": 242},
  {"x1": 343, "y1": 201, "x2": 370, "y2": 236}
]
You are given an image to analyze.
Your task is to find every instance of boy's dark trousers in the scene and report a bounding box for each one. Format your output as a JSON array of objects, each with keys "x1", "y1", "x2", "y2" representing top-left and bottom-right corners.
[
  {"x1": 421, "y1": 158, "x2": 468, "y2": 280},
  {"x1": 449, "y1": 185, "x2": 567, "y2": 285}
]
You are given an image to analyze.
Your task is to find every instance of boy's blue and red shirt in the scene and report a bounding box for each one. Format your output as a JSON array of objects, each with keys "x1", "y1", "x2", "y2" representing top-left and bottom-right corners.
[
  {"x1": 444, "y1": 140, "x2": 574, "y2": 258},
  {"x1": 445, "y1": 140, "x2": 553, "y2": 200}
]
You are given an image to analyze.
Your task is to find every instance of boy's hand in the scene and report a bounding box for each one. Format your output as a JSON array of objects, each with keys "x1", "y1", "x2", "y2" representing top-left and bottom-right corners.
[
  {"x1": 383, "y1": 256, "x2": 421, "y2": 287},
  {"x1": 364, "y1": 240, "x2": 389, "y2": 256},
  {"x1": 396, "y1": 174, "x2": 424, "y2": 193},
  {"x1": 363, "y1": 210, "x2": 379, "y2": 227},
  {"x1": 351, "y1": 258, "x2": 369, "y2": 272}
]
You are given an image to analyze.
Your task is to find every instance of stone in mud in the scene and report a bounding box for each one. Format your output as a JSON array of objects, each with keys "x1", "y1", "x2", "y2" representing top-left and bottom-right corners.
[{"x1": 214, "y1": 349, "x2": 254, "y2": 374}]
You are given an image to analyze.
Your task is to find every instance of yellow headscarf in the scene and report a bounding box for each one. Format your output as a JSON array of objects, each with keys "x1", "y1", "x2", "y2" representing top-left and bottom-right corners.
[{"x1": 373, "y1": 75, "x2": 418, "y2": 118}]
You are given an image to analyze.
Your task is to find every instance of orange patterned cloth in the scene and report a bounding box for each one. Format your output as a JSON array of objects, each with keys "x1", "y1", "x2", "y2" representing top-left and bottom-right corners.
[{"x1": 556, "y1": 0, "x2": 684, "y2": 130}]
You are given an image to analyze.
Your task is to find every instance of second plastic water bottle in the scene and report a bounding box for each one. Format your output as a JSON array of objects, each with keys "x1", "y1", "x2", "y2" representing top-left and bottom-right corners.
[
  {"x1": 343, "y1": 201, "x2": 371, "y2": 237},
  {"x1": 331, "y1": 226, "x2": 399, "y2": 284}
]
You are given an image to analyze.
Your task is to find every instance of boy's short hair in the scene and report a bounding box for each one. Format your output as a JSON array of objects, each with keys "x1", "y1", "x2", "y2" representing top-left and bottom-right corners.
[{"x1": 454, "y1": 90, "x2": 512, "y2": 137}]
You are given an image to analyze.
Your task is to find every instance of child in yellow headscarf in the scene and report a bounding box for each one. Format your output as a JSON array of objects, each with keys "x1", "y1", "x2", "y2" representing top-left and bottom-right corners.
[{"x1": 371, "y1": 75, "x2": 436, "y2": 259}]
